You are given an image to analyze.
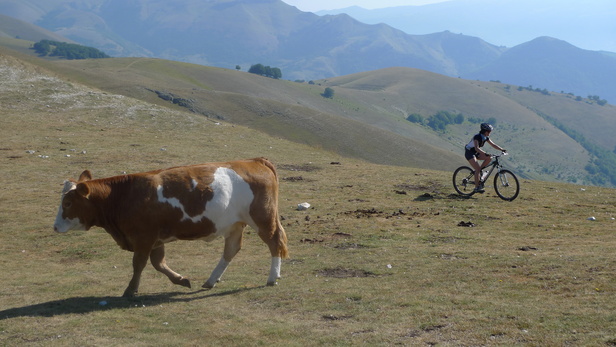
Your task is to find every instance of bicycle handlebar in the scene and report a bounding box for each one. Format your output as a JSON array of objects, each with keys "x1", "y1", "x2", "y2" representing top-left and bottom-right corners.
[{"x1": 488, "y1": 151, "x2": 508, "y2": 157}]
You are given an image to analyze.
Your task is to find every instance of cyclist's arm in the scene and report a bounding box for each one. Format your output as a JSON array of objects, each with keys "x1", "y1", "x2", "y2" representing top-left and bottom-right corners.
[
  {"x1": 473, "y1": 139, "x2": 486, "y2": 155},
  {"x1": 487, "y1": 139, "x2": 505, "y2": 152}
]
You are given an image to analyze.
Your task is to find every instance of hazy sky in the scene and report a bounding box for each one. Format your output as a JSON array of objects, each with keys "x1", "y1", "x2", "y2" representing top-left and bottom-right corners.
[{"x1": 281, "y1": 0, "x2": 447, "y2": 12}]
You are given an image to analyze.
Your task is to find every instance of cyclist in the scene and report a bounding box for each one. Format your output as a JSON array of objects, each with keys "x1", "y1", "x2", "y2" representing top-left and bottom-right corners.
[{"x1": 464, "y1": 123, "x2": 506, "y2": 193}]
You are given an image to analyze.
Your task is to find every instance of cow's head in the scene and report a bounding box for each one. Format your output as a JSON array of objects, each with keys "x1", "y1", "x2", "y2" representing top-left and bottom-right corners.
[{"x1": 53, "y1": 170, "x2": 94, "y2": 233}]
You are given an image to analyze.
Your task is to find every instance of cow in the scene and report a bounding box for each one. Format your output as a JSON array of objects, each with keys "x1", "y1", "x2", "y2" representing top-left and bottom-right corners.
[{"x1": 53, "y1": 157, "x2": 289, "y2": 297}]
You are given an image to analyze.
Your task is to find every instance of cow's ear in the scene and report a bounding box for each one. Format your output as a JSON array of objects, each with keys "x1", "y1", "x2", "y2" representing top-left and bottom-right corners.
[
  {"x1": 79, "y1": 170, "x2": 93, "y2": 182},
  {"x1": 76, "y1": 182, "x2": 91, "y2": 198}
]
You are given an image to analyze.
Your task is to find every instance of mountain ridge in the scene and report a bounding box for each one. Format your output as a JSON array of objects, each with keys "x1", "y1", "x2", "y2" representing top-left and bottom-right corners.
[
  {"x1": 319, "y1": 0, "x2": 616, "y2": 53},
  {"x1": 466, "y1": 37, "x2": 616, "y2": 100},
  {"x1": 1, "y1": 0, "x2": 614, "y2": 101}
]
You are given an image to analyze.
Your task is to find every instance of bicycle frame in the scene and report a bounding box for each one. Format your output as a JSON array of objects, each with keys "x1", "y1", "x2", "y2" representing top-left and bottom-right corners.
[{"x1": 479, "y1": 154, "x2": 503, "y2": 183}]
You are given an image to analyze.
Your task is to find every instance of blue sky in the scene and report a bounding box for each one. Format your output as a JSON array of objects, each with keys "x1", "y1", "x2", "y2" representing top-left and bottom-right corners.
[{"x1": 281, "y1": 0, "x2": 447, "y2": 12}]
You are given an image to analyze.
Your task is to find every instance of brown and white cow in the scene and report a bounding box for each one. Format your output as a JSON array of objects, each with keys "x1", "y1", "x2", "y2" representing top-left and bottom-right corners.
[{"x1": 53, "y1": 157, "x2": 288, "y2": 297}]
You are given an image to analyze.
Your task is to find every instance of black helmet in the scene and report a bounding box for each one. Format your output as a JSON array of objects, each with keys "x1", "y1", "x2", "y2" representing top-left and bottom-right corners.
[{"x1": 480, "y1": 123, "x2": 494, "y2": 132}]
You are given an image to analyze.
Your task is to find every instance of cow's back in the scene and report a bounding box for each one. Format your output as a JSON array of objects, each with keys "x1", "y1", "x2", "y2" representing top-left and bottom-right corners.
[{"x1": 151, "y1": 158, "x2": 279, "y2": 240}]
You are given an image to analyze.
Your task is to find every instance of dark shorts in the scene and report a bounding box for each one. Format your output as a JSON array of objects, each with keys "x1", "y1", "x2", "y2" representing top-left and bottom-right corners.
[{"x1": 464, "y1": 148, "x2": 479, "y2": 160}]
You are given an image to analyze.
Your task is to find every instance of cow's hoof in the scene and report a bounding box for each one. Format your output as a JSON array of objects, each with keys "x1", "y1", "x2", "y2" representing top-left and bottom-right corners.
[
  {"x1": 178, "y1": 277, "x2": 191, "y2": 288},
  {"x1": 266, "y1": 281, "x2": 278, "y2": 287},
  {"x1": 122, "y1": 289, "x2": 137, "y2": 297}
]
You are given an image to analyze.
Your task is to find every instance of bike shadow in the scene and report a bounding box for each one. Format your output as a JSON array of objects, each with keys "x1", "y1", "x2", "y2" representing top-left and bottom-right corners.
[
  {"x1": 0, "y1": 286, "x2": 262, "y2": 320},
  {"x1": 414, "y1": 192, "x2": 475, "y2": 201}
]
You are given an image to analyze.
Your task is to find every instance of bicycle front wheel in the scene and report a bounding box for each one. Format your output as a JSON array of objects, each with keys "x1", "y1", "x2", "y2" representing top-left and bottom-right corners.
[
  {"x1": 453, "y1": 166, "x2": 475, "y2": 196},
  {"x1": 493, "y1": 169, "x2": 520, "y2": 201}
]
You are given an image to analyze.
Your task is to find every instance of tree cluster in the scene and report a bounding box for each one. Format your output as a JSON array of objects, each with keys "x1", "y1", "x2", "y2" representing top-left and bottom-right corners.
[
  {"x1": 517, "y1": 85, "x2": 550, "y2": 96},
  {"x1": 408, "y1": 111, "x2": 498, "y2": 133},
  {"x1": 588, "y1": 95, "x2": 608, "y2": 106},
  {"x1": 248, "y1": 64, "x2": 282, "y2": 79},
  {"x1": 32, "y1": 40, "x2": 110, "y2": 60},
  {"x1": 322, "y1": 87, "x2": 334, "y2": 99},
  {"x1": 407, "y1": 111, "x2": 496, "y2": 132},
  {"x1": 516, "y1": 84, "x2": 608, "y2": 106}
]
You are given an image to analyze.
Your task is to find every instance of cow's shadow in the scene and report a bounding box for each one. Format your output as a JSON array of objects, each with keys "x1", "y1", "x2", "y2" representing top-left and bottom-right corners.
[{"x1": 0, "y1": 287, "x2": 260, "y2": 320}]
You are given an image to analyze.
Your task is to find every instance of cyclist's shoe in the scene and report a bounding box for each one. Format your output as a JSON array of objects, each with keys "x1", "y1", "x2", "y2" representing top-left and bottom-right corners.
[{"x1": 474, "y1": 186, "x2": 485, "y2": 193}]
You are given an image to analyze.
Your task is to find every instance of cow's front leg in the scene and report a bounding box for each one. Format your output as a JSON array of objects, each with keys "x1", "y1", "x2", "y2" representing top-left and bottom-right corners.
[
  {"x1": 150, "y1": 245, "x2": 191, "y2": 288},
  {"x1": 123, "y1": 250, "x2": 150, "y2": 297},
  {"x1": 203, "y1": 223, "x2": 244, "y2": 288}
]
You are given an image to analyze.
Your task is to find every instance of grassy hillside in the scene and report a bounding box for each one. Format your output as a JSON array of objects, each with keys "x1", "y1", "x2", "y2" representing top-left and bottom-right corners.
[
  {"x1": 44, "y1": 55, "x2": 616, "y2": 185},
  {"x1": 2, "y1": 41, "x2": 616, "y2": 186},
  {"x1": 482, "y1": 80, "x2": 616, "y2": 151},
  {"x1": 1, "y1": 51, "x2": 615, "y2": 346},
  {"x1": 7, "y1": 52, "x2": 466, "y2": 171},
  {"x1": 0, "y1": 14, "x2": 73, "y2": 44}
]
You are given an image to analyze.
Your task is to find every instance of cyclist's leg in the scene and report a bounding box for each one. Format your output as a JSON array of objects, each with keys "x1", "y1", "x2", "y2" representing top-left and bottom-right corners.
[
  {"x1": 467, "y1": 156, "x2": 482, "y2": 188},
  {"x1": 478, "y1": 152, "x2": 491, "y2": 170},
  {"x1": 465, "y1": 149, "x2": 485, "y2": 192}
]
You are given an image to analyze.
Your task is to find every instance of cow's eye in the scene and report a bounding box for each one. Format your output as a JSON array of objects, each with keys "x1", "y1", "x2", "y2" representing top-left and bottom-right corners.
[{"x1": 63, "y1": 201, "x2": 72, "y2": 209}]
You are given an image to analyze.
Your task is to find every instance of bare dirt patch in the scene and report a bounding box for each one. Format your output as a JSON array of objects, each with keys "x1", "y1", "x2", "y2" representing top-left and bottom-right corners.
[
  {"x1": 282, "y1": 175, "x2": 304, "y2": 181},
  {"x1": 278, "y1": 163, "x2": 321, "y2": 172},
  {"x1": 334, "y1": 242, "x2": 368, "y2": 250},
  {"x1": 316, "y1": 267, "x2": 378, "y2": 278},
  {"x1": 342, "y1": 208, "x2": 415, "y2": 219}
]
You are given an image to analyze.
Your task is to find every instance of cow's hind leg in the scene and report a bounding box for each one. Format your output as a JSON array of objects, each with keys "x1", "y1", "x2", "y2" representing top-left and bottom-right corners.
[
  {"x1": 150, "y1": 245, "x2": 191, "y2": 289},
  {"x1": 257, "y1": 218, "x2": 289, "y2": 286},
  {"x1": 202, "y1": 223, "x2": 245, "y2": 289}
]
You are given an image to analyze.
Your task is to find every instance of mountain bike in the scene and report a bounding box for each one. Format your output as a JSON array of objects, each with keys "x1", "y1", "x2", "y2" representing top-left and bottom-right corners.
[{"x1": 452, "y1": 152, "x2": 520, "y2": 201}]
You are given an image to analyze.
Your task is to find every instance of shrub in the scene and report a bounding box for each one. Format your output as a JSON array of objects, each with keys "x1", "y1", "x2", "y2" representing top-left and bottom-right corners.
[
  {"x1": 406, "y1": 113, "x2": 424, "y2": 124},
  {"x1": 248, "y1": 64, "x2": 282, "y2": 79}
]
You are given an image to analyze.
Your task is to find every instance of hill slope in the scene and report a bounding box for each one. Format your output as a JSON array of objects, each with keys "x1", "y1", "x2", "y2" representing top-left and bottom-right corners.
[
  {"x1": 0, "y1": 13, "x2": 73, "y2": 43},
  {"x1": 24, "y1": 50, "x2": 616, "y2": 183},
  {"x1": 2, "y1": 42, "x2": 616, "y2": 186},
  {"x1": 19, "y1": 52, "x2": 463, "y2": 171}
]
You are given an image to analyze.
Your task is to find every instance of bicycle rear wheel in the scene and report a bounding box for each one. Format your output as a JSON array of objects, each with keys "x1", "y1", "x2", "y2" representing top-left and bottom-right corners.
[
  {"x1": 493, "y1": 169, "x2": 520, "y2": 201},
  {"x1": 453, "y1": 166, "x2": 475, "y2": 196}
]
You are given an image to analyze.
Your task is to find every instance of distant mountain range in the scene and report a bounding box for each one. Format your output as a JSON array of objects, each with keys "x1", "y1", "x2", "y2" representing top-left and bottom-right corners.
[
  {"x1": 1, "y1": 0, "x2": 615, "y2": 102},
  {"x1": 318, "y1": 0, "x2": 616, "y2": 53}
]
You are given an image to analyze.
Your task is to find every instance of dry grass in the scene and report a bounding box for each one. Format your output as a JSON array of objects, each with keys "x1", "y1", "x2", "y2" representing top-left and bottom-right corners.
[{"x1": 1, "y1": 53, "x2": 615, "y2": 346}]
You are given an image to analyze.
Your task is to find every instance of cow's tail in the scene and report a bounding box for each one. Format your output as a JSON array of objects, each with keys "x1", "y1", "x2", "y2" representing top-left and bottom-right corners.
[{"x1": 275, "y1": 217, "x2": 289, "y2": 259}]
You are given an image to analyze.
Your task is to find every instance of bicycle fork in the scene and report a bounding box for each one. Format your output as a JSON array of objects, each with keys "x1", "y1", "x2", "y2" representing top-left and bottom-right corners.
[{"x1": 496, "y1": 168, "x2": 511, "y2": 187}]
